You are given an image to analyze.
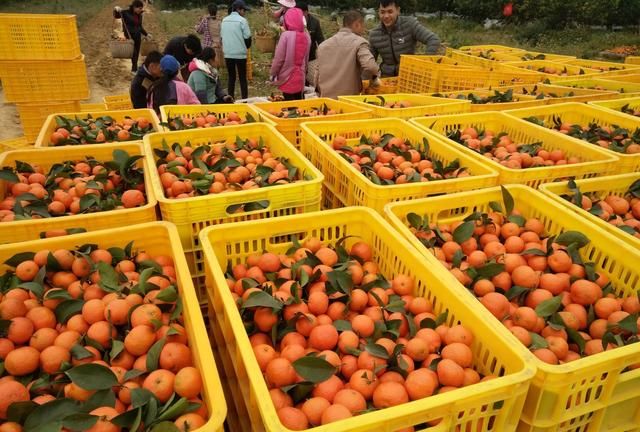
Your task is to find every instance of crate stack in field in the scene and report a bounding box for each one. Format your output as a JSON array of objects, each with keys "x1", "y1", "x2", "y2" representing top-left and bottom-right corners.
[{"x1": 0, "y1": 13, "x2": 89, "y2": 142}]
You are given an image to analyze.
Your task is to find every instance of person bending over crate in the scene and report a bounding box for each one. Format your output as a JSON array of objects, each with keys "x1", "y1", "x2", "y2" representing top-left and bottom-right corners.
[
  {"x1": 164, "y1": 34, "x2": 203, "y2": 81},
  {"x1": 147, "y1": 55, "x2": 200, "y2": 114},
  {"x1": 114, "y1": 0, "x2": 152, "y2": 73}
]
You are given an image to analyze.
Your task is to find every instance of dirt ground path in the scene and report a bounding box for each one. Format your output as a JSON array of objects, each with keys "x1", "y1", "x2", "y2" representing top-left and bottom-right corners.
[{"x1": 0, "y1": 0, "x2": 165, "y2": 141}]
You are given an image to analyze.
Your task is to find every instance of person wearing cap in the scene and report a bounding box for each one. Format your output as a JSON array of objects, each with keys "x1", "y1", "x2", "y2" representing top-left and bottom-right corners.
[
  {"x1": 147, "y1": 55, "x2": 200, "y2": 114},
  {"x1": 270, "y1": 8, "x2": 310, "y2": 101},
  {"x1": 221, "y1": 0, "x2": 252, "y2": 100},
  {"x1": 163, "y1": 34, "x2": 203, "y2": 81}
]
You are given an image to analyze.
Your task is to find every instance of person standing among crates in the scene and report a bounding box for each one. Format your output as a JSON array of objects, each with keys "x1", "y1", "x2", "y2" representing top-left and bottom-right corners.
[
  {"x1": 130, "y1": 50, "x2": 163, "y2": 108},
  {"x1": 147, "y1": 55, "x2": 200, "y2": 114},
  {"x1": 221, "y1": 0, "x2": 252, "y2": 100},
  {"x1": 114, "y1": 0, "x2": 151, "y2": 73},
  {"x1": 270, "y1": 8, "x2": 310, "y2": 101},
  {"x1": 195, "y1": 4, "x2": 224, "y2": 69},
  {"x1": 368, "y1": 0, "x2": 441, "y2": 77}
]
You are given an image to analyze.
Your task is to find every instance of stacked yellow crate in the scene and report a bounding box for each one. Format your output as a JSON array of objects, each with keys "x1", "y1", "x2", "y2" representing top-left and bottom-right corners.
[{"x1": 0, "y1": 13, "x2": 88, "y2": 141}]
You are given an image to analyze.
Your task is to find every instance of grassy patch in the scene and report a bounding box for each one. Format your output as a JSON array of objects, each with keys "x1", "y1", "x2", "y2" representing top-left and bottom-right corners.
[{"x1": 0, "y1": 0, "x2": 112, "y2": 27}]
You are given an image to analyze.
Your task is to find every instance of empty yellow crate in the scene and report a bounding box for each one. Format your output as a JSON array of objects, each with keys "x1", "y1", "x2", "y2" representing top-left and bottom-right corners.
[
  {"x1": 491, "y1": 83, "x2": 619, "y2": 104},
  {"x1": 16, "y1": 100, "x2": 81, "y2": 142},
  {"x1": 103, "y1": 94, "x2": 133, "y2": 110},
  {"x1": 504, "y1": 60, "x2": 600, "y2": 78},
  {"x1": 411, "y1": 111, "x2": 618, "y2": 188},
  {"x1": 539, "y1": 173, "x2": 640, "y2": 250},
  {"x1": 505, "y1": 102, "x2": 640, "y2": 172},
  {"x1": 159, "y1": 103, "x2": 276, "y2": 129},
  {"x1": 397, "y1": 54, "x2": 476, "y2": 93},
  {"x1": 252, "y1": 98, "x2": 372, "y2": 148},
  {"x1": 361, "y1": 77, "x2": 398, "y2": 94},
  {"x1": 35, "y1": 108, "x2": 162, "y2": 147},
  {"x1": 0, "y1": 14, "x2": 81, "y2": 60},
  {"x1": 143, "y1": 123, "x2": 323, "y2": 302},
  {"x1": 79, "y1": 102, "x2": 107, "y2": 112},
  {"x1": 0, "y1": 222, "x2": 226, "y2": 432},
  {"x1": 0, "y1": 136, "x2": 32, "y2": 152},
  {"x1": 338, "y1": 93, "x2": 471, "y2": 118},
  {"x1": 384, "y1": 185, "x2": 640, "y2": 431},
  {"x1": 0, "y1": 142, "x2": 157, "y2": 244},
  {"x1": 589, "y1": 96, "x2": 640, "y2": 118},
  {"x1": 201, "y1": 206, "x2": 535, "y2": 432},
  {"x1": 430, "y1": 88, "x2": 547, "y2": 112},
  {"x1": 625, "y1": 56, "x2": 640, "y2": 65},
  {"x1": 549, "y1": 78, "x2": 640, "y2": 95},
  {"x1": 299, "y1": 117, "x2": 499, "y2": 214},
  {"x1": 0, "y1": 55, "x2": 88, "y2": 103}
]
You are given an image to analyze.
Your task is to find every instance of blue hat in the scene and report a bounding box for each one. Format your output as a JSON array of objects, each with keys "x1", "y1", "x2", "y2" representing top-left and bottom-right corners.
[
  {"x1": 160, "y1": 55, "x2": 180, "y2": 74},
  {"x1": 232, "y1": 0, "x2": 251, "y2": 11}
]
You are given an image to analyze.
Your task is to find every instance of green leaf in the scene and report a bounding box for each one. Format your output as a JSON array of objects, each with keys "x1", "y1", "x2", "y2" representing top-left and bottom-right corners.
[
  {"x1": 62, "y1": 413, "x2": 98, "y2": 431},
  {"x1": 501, "y1": 186, "x2": 514, "y2": 215},
  {"x1": 146, "y1": 338, "x2": 166, "y2": 372},
  {"x1": 7, "y1": 400, "x2": 38, "y2": 424},
  {"x1": 292, "y1": 355, "x2": 336, "y2": 383},
  {"x1": 535, "y1": 295, "x2": 563, "y2": 318},
  {"x1": 156, "y1": 397, "x2": 190, "y2": 422},
  {"x1": 474, "y1": 263, "x2": 505, "y2": 280},
  {"x1": 364, "y1": 342, "x2": 390, "y2": 359},
  {"x1": 55, "y1": 299, "x2": 85, "y2": 324},
  {"x1": 124, "y1": 369, "x2": 145, "y2": 382},
  {"x1": 82, "y1": 389, "x2": 117, "y2": 412},
  {"x1": 529, "y1": 332, "x2": 549, "y2": 350},
  {"x1": 241, "y1": 290, "x2": 283, "y2": 312},
  {"x1": 65, "y1": 363, "x2": 118, "y2": 390},
  {"x1": 23, "y1": 398, "x2": 79, "y2": 432},
  {"x1": 112, "y1": 407, "x2": 142, "y2": 430},
  {"x1": 96, "y1": 261, "x2": 122, "y2": 293},
  {"x1": 435, "y1": 310, "x2": 449, "y2": 326},
  {"x1": 156, "y1": 286, "x2": 178, "y2": 303},
  {"x1": 4, "y1": 251, "x2": 36, "y2": 267},
  {"x1": 0, "y1": 169, "x2": 20, "y2": 183},
  {"x1": 131, "y1": 388, "x2": 155, "y2": 409},
  {"x1": 70, "y1": 344, "x2": 94, "y2": 360},
  {"x1": 333, "y1": 320, "x2": 352, "y2": 331},
  {"x1": 555, "y1": 231, "x2": 590, "y2": 248},
  {"x1": 109, "y1": 340, "x2": 125, "y2": 362},
  {"x1": 282, "y1": 382, "x2": 315, "y2": 404},
  {"x1": 520, "y1": 248, "x2": 547, "y2": 256},
  {"x1": 452, "y1": 221, "x2": 475, "y2": 244},
  {"x1": 505, "y1": 285, "x2": 531, "y2": 301},
  {"x1": 149, "y1": 421, "x2": 180, "y2": 432},
  {"x1": 507, "y1": 214, "x2": 526, "y2": 227},
  {"x1": 407, "y1": 212, "x2": 424, "y2": 230},
  {"x1": 614, "y1": 312, "x2": 639, "y2": 334}
]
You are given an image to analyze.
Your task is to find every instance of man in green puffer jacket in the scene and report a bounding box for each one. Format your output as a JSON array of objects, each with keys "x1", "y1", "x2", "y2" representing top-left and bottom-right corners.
[{"x1": 369, "y1": 0, "x2": 441, "y2": 77}]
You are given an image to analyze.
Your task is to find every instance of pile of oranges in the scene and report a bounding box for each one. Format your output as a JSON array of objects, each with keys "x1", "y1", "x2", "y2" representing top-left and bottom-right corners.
[
  {"x1": 164, "y1": 112, "x2": 253, "y2": 131},
  {"x1": 225, "y1": 238, "x2": 490, "y2": 430},
  {"x1": 447, "y1": 127, "x2": 580, "y2": 168},
  {"x1": 363, "y1": 97, "x2": 413, "y2": 109},
  {"x1": 620, "y1": 104, "x2": 640, "y2": 118},
  {"x1": 331, "y1": 134, "x2": 470, "y2": 184},
  {"x1": 0, "y1": 150, "x2": 147, "y2": 223},
  {"x1": 0, "y1": 243, "x2": 208, "y2": 431},
  {"x1": 154, "y1": 138, "x2": 301, "y2": 201},
  {"x1": 49, "y1": 116, "x2": 154, "y2": 146},
  {"x1": 407, "y1": 188, "x2": 640, "y2": 365},
  {"x1": 564, "y1": 179, "x2": 640, "y2": 238}
]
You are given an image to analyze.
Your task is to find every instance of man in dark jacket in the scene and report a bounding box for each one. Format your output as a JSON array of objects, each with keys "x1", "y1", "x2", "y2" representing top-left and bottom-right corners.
[
  {"x1": 163, "y1": 34, "x2": 202, "y2": 80},
  {"x1": 114, "y1": 1, "x2": 150, "y2": 72},
  {"x1": 368, "y1": 0, "x2": 441, "y2": 77},
  {"x1": 130, "y1": 50, "x2": 162, "y2": 108},
  {"x1": 297, "y1": 1, "x2": 324, "y2": 61}
]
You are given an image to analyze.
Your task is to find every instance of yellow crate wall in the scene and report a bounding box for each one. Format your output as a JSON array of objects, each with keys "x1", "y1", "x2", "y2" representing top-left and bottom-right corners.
[
  {"x1": 159, "y1": 103, "x2": 276, "y2": 128},
  {"x1": 338, "y1": 93, "x2": 472, "y2": 118},
  {"x1": 252, "y1": 97, "x2": 372, "y2": 148},
  {"x1": 430, "y1": 88, "x2": 548, "y2": 112},
  {"x1": 458, "y1": 44, "x2": 526, "y2": 53},
  {"x1": 549, "y1": 78, "x2": 640, "y2": 95},
  {"x1": 539, "y1": 173, "x2": 640, "y2": 250},
  {"x1": 0, "y1": 143, "x2": 157, "y2": 244},
  {"x1": 503, "y1": 60, "x2": 600, "y2": 78},
  {"x1": 397, "y1": 54, "x2": 476, "y2": 93},
  {"x1": 0, "y1": 55, "x2": 88, "y2": 102},
  {"x1": 438, "y1": 68, "x2": 543, "y2": 93},
  {"x1": 299, "y1": 117, "x2": 499, "y2": 214},
  {"x1": 589, "y1": 96, "x2": 640, "y2": 118},
  {"x1": 383, "y1": 185, "x2": 640, "y2": 432},
  {"x1": 201, "y1": 206, "x2": 535, "y2": 432},
  {"x1": 16, "y1": 100, "x2": 81, "y2": 142},
  {"x1": 0, "y1": 136, "x2": 32, "y2": 152},
  {"x1": 0, "y1": 14, "x2": 81, "y2": 60},
  {"x1": 79, "y1": 102, "x2": 107, "y2": 112},
  {"x1": 103, "y1": 94, "x2": 133, "y2": 110},
  {"x1": 411, "y1": 111, "x2": 618, "y2": 188},
  {"x1": 563, "y1": 59, "x2": 640, "y2": 76},
  {"x1": 143, "y1": 123, "x2": 323, "y2": 302},
  {"x1": 490, "y1": 83, "x2": 619, "y2": 104},
  {"x1": 35, "y1": 108, "x2": 162, "y2": 147},
  {"x1": 606, "y1": 73, "x2": 640, "y2": 84},
  {"x1": 0, "y1": 222, "x2": 226, "y2": 432},
  {"x1": 492, "y1": 51, "x2": 576, "y2": 63},
  {"x1": 625, "y1": 56, "x2": 640, "y2": 65},
  {"x1": 361, "y1": 77, "x2": 398, "y2": 94},
  {"x1": 505, "y1": 102, "x2": 640, "y2": 172}
]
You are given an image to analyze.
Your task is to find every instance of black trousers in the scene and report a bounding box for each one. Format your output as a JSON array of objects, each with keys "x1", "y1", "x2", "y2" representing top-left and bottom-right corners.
[
  {"x1": 131, "y1": 33, "x2": 141, "y2": 72},
  {"x1": 283, "y1": 91, "x2": 303, "y2": 101},
  {"x1": 225, "y1": 57, "x2": 248, "y2": 100}
]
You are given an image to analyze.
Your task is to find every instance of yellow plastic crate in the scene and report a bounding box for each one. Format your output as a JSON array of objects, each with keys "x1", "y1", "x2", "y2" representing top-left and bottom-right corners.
[
  {"x1": 384, "y1": 185, "x2": 640, "y2": 432},
  {"x1": 299, "y1": 117, "x2": 499, "y2": 213},
  {"x1": 625, "y1": 56, "x2": 640, "y2": 65},
  {"x1": 79, "y1": 102, "x2": 107, "y2": 112},
  {"x1": 563, "y1": 59, "x2": 640, "y2": 76},
  {"x1": 446, "y1": 48, "x2": 510, "y2": 71},
  {"x1": 503, "y1": 60, "x2": 600, "y2": 78},
  {"x1": 0, "y1": 222, "x2": 226, "y2": 432},
  {"x1": 397, "y1": 54, "x2": 476, "y2": 93},
  {"x1": 361, "y1": 77, "x2": 398, "y2": 94},
  {"x1": 539, "y1": 173, "x2": 640, "y2": 250},
  {"x1": 505, "y1": 102, "x2": 640, "y2": 173},
  {"x1": 490, "y1": 83, "x2": 619, "y2": 104},
  {"x1": 458, "y1": 44, "x2": 526, "y2": 53},
  {"x1": 0, "y1": 136, "x2": 32, "y2": 153},
  {"x1": 0, "y1": 142, "x2": 157, "y2": 244},
  {"x1": 411, "y1": 111, "x2": 618, "y2": 188},
  {"x1": 159, "y1": 103, "x2": 276, "y2": 129},
  {"x1": 549, "y1": 78, "x2": 640, "y2": 95},
  {"x1": 338, "y1": 93, "x2": 471, "y2": 118},
  {"x1": 103, "y1": 94, "x2": 133, "y2": 111},
  {"x1": 16, "y1": 100, "x2": 81, "y2": 142},
  {"x1": 589, "y1": 96, "x2": 640, "y2": 118},
  {"x1": 430, "y1": 88, "x2": 547, "y2": 112},
  {"x1": 201, "y1": 206, "x2": 535, "y2": 432},
  {"x1": 438, "y1": 68, "x2": 543, "y2": 93},
  {"x1": 605, "y1": 73, "x2": 640, "y2": 84},
  {"x1": 252, "y1": 98, "x2": 372, "y2": 148},
  {"x1": 0, "y1": 14, "x2": 81, "y2": 60},
  {"x1": 0, "y1": 55, "x2": 88, "y2": 103},
  {"x1": 35, "y1": 108, "x2": 162, "y2": 147},
  {"x1": 143, "y1": 123, "x2": 323, "y2": 302},
  {"x1": 493, "y1": 51, "x2": 576, "y2": 63}
]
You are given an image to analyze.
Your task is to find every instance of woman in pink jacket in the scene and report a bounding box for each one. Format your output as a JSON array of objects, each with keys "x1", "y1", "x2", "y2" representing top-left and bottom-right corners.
[{"x1": 270, "y1": 8, "x2": 310, "y2": 101}]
